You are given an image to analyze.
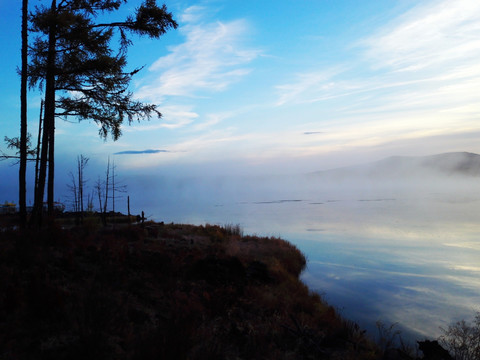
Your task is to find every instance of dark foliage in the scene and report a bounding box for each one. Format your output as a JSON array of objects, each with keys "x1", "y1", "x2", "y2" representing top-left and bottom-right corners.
[{"x1": 418, "y1": 340, "x2": 453, "y2": 360}]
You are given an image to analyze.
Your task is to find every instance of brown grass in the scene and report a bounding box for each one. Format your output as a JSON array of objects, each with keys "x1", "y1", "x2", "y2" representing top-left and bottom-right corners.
[{"x1": 0, "y1": 222, "x2": 380, "y2": 359}]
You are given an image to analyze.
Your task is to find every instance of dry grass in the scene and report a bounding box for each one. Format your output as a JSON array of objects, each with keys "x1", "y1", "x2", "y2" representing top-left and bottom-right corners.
[{"x1": 0, "y1": 222, "x2": 380, "y2": 359}]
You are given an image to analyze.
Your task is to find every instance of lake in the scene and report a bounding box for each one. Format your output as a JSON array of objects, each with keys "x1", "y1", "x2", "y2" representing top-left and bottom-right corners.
[{"x1": 130, "y1": 173, "x2": 480, "y2": 342}]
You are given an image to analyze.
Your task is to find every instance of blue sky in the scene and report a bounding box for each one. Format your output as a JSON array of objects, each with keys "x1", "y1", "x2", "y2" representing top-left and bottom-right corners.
[{"x1": 1, "y1": 0, "x2": 480, "y2": 180}]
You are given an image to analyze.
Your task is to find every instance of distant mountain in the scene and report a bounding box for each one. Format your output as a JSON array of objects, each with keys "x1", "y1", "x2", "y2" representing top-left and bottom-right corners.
[{"x1": 311, "y1": 152, "x2": 480, "y2": 180}]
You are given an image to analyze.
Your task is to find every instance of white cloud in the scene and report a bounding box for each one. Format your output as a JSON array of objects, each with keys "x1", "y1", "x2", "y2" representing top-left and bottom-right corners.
[
  {"x1": 180, "y1": 5, "x2": 207, "y2": 24},
  {"x1": 193, "y1": 111, "x2": 233, "y2": 131},
  {"x1": 159, "y1": 105, "x2": 200, "y2": 129},
  {"x1": 362, "y1": 0, "x2": 480, "y2": 73},
  {"x1": 123, "y1": 105, "x2": 199, "y2": 131},
  {"x1": 275, "y1": 67, "x2": 348, "y2": 106},
  {"x1": 136, "y1": 9, "x2": 261, "y2": 103},
  {"x1": 274, "y1": 0, "x2": 480, "y2": 141}
]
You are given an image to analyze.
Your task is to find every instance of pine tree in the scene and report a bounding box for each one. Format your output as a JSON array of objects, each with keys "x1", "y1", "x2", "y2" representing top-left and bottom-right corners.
[{"x1": 28, "y1": 0, "x2": 177, "y2": 226}]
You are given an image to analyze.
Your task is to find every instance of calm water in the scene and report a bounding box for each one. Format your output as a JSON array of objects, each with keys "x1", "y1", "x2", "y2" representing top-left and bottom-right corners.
[{"x1": 132, "y1": 174, "x2": 480, "y2": 342}]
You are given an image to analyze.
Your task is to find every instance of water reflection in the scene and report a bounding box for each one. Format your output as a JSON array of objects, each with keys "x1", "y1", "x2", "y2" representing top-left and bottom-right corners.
[{"x1": 291, "y1": 195, "x2": 480, "y2": 341}]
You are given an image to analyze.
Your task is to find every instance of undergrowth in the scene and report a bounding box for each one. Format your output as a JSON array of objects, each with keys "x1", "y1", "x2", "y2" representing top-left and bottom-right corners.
[{"x1": 0, "y1": 222, "x2": 380, "y2": 359}]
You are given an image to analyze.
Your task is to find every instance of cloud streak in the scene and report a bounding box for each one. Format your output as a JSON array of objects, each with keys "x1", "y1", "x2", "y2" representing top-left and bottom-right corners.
[
  {"x1": 137, "y1": 6, "x2": 261, "y2": 103},
  {"x1": 274, "y1": 67, "x2": 348, "y2": 106},
  {"x1": 272, "y1": 0, "x2": 480, "y2": 157},
  {"x1": 276, "y1": 0, "x2": 480, "y2": 107},
  {"x1": 114, "y1": 149, "x2": 170, "y2": 155},
  {"x1": 304, "y1": 131, "x2": 324, "y2": 135},
  {"x1": 362, "y1": 0, "x2": 480, "y2": 73}
]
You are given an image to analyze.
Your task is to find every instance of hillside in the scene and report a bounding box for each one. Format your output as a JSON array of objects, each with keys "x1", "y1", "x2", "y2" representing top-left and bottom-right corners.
[
  {"x1": 311, "y1": 152, "x2": 480, "y2": 180},
  {"x1": 0, "y1": 223, "x2": 380, "y2": 359}
]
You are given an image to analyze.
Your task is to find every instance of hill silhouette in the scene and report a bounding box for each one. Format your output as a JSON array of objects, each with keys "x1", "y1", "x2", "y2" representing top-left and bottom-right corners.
[{"x1": 311, "y1": 152, "x2": 480, "y2": 180}]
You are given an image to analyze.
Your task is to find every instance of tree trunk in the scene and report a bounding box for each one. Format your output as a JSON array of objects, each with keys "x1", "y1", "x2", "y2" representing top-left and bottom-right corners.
[
  {"x1": 127, "y1": 195, "x2": 130, "y2": 223},
  {"x1": 34, "y1": 99, "x2": 44, "y2": 194},
  {"x1": 103, "y1": 157, "x2": 110, "y2": 226},
  {"x1": 112, "y1": 159, "x2": 115, "y2": 225},
  {"x1": 77, "y1": 155, "x2": 88, "y2": 223},
  {"x1": 95, "y1": 176, "x2": 103, "y2": 224},
  {"x1": 47, "y1": 107, "x2": 55, "y2": 220},
  {"x1": 31, "y1": 0, "x2": 56, "y2": 227},
  {"x1": 19, "y1": 0, "x2": 28, "y2": 228}
]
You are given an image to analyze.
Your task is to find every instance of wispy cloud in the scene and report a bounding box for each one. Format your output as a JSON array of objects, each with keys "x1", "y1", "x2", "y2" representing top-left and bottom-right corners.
[
  {"x1": 114, "y1": 149, "x2": 170, "y2": 155},
  {"x1": 137, "y1": 6, "x2": 261, "y2": 103},
  {"x1": 274, "y1": 67, "x2": 348, "y2": 106},
  {"x1": 362, "y1": 0, "x2": 480, "y2": 73},
  {"x1": 159, "y1": 105, "x2": 199, "y2": 129},
  {"x1": 124, "y1": 105, "x2": 199, "y2": 132},
  {"x1": 274, "y1": 0, "x2": 480, "y2": 152},
  {"x1": 191, "y1": 111, "x2": 239, "y2": 132},
  {"x1": 179, "y1": 5, "x2": 208, "y2": 24},
  {"x1": 303, "y1": 131, "x2": 324, "y2": 135}
]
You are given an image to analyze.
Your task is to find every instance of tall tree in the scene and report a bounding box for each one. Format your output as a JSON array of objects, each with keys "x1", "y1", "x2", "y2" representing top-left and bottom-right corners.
[
  {"x1": 19, "y1": 0, "x2": 28, "y2": 227},
  {"x1": 28, "y1": 0, "x2": 177, "y2": 226}
]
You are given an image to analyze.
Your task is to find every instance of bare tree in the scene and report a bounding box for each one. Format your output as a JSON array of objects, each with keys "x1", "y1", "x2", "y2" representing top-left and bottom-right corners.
[
  {"x1": 95, "y1": 176, "x2": 104, "y2": 214},
  {"x1": 77, "y1": 155, "x2": 89, "y2": 216},
  {"x1": 103, "y1": 156, "x2": 110, "y2": 221},
  {"x1": 110, "y1": 159, "x2": 127, "y2": 225},
  {"x1": 86, "y1": 190, "x2": 95, "y2": 213},
  {"x1": 439, "y1": 312, "x2": 480, "y2": 360},
  {"x1": 67, "y1": 171, "x2": 79, "y2": 212},
  {"x1": 67, "y1": 155, "x2": 89, "y2": 223}
]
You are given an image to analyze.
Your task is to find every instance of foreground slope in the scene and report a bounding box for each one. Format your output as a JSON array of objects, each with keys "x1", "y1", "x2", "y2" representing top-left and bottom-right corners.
[{"x1": 0, "y1": 223, "x2": 379, "y2": 359}]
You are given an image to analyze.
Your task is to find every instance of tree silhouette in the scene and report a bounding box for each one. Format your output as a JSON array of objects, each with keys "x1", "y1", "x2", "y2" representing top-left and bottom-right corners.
[
  {"x1": 28, "y1": 0, "x2": 177, "y2": 226},
  {"x1": 19, "y1": 0, "x2": 28, "y2": 227}
]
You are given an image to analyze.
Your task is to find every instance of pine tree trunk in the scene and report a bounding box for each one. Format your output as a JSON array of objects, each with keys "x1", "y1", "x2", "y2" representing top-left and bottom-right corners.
[
  {"x1": 31, "y1": 0, "x2": 56, "y2": 227},
  {"x1": 47, "y1": 94, "x2": 55, "y2": 219},
  {"x1": 19, "y1": 0, "x2": 28, "y2": 228},
  {"x1": 34, "y1": 99, "x2": 44, "y2": 194}
]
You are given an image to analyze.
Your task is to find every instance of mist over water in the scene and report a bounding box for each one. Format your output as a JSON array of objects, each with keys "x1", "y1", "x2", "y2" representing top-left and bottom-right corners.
[{"x1": 122, "y1": 155, "x2": 480, "y2": 342}]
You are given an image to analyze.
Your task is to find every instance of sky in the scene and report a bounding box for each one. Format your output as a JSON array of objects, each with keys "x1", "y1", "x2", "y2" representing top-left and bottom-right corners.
[{"x1": 1, "y1": 0, "x2": 480, "y2": 186}]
